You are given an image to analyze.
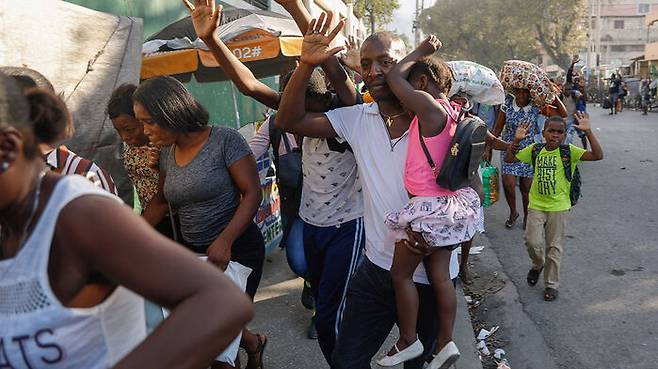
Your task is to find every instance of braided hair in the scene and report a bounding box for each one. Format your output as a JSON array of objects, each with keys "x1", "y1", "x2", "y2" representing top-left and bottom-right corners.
[{"x1": 408, "y1": 57, "x2": 454, "y2": 95}]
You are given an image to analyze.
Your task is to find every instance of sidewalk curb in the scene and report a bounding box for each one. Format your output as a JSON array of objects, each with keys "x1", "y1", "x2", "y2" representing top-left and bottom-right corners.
[
  {"x1": 466, "y1": 232, "x2": 560, "y2": 369},
  {"x1": 453, "y1": 281, "x2": 484, "y2": 369}
]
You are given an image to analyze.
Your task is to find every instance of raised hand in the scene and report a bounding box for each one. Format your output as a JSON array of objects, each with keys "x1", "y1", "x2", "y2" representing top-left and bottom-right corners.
[
  {"x1": 273, "y1": 0, "x2": 300, "y2": 7},
  {"x1": 514, "y1": 122, "x2": 531, "y2": 142},
  {"x1": 300, "y1": 12, "x2": 345, "y2": 67},
  {"x1": 574, "y1": 111, "x2": 591, "y2": 132},
  {"x1": 416, "y1": 34, "x2": 442, "y2": 56},
  {"x1": 340, "y1": 35, "x2": 361, "y2": 73},
  {"x1": 183, "y1": 0, "x2": 221, "y2": 41}
]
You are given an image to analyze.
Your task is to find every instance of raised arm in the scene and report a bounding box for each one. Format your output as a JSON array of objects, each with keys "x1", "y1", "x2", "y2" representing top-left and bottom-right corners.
[
  {"x1": 185, "y1": 0, "x2": 280, "y2": 109},
  {"x1": 574, "y1": 112, "x2": 603, "y2": 161},
  {"x1": 504, "y1": 122, "x2": 530, "y2": 163},
  {"x1": 566, "y1": 56, "x2": 578, "y2": 84},
  {"x1": 386, "y1": 35, "x2": 445, "y2": 122},
  {"x1": 274, "y1": 2, "x2": 357, "y2": 106},
  {"x1": 275, "y1": 14, "x2": 343, "y2": 138}
]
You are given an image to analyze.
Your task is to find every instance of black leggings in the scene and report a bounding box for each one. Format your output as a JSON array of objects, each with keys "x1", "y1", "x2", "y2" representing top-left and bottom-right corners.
[{"x1": 187, "y1": 222, "x2": 265, "y2": 299}]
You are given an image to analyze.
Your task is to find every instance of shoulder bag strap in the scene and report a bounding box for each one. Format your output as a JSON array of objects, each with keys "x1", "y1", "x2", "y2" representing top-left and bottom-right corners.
[
  {"x1": 281, "y1": 132, "x2": 293, "y2": 153},
  {"x1": 417, "y1": 119, "x2": 438, "y2": 177},
  {"x1": 531, "y1": 143, "x2": 545, "y2": 167},
  {"x1": 559, "y1": 145, "x2": 573, "y2": 182},
  {"x1": 269, "y1": 115, "x2": 282, "y2": 162}
]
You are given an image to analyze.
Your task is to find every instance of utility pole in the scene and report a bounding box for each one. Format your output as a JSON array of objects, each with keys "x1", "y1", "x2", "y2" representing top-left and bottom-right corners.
[
  {"x1": 413, "y1": 0, "x2": 425, "y2": 47},
  {"x1": 596, "y1": 0, "x2": 602, "y2": 102}
]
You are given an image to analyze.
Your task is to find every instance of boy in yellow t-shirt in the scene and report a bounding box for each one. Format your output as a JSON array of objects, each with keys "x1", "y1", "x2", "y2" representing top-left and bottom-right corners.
[{"x1": 504, "y1": 113, "x2": 603, "y2": 301}]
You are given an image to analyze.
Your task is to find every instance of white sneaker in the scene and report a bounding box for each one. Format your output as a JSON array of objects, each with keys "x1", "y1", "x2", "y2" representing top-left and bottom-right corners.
[
  {"x1": 376, "y1": 339, "x2": 424, "y2": 367},
  {"x1": 428, "y1": 341, "x2": 460, "y2": 369}
]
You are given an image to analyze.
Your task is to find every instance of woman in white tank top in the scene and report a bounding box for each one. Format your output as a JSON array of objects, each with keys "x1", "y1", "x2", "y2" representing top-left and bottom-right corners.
[{"x1": 0, "y1": 75, "x2": 253, "y2": 368}]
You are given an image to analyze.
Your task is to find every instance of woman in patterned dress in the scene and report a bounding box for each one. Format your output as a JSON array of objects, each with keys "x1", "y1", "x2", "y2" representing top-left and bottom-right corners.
[
  {"x1": 491, "y1": 88, "x2": 566, "y2": 229},
  {"x1": 491, "y1": 89, "x2": 541, "y2": 229}
]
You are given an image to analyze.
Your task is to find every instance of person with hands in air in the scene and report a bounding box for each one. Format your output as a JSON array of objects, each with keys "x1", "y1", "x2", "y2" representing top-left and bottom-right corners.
[
  {"x1": 375, "y1": 35, "x2": 479, "y2": 369},
  {"x1": 0, "y1": 72, "x2": 253, "y2": 369},
  {"x1": 504, "y1": 112, "x2": 602, "y2": 302},
  {"x1": 276, "y1": 15, "x2": 463, "y2": 369},
  {"x1": 187, "y1": 0, "x2": 367, "y2": 362},
  {"x1": 490, "y1": 84, "x2": 566, "y2": 230}
]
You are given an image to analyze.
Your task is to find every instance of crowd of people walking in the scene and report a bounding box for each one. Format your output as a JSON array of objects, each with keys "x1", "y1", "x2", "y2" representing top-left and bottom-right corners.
[{"x1": 0, "y1": 0, "x2": 610, "y2": 368}]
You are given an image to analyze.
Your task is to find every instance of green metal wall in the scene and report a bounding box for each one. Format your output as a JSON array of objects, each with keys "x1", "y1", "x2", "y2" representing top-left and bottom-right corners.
[{"x1": 66, "y1": 0, "x2": 276, "y2": 128}]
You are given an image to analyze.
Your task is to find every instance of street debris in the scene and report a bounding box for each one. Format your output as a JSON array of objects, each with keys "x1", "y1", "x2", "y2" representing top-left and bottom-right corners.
[
  {"x1": 496, "y1": 359, "x2": 511, "y2": 369},
  {"x1": 477, "y1": 326, "x2": 499, "y2": 340}
]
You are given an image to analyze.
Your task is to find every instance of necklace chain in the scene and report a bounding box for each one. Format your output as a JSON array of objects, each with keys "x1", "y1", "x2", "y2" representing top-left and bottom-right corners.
[
  {"x1": 380, "y1": 111, "x2": 406, "y2": 127},
  {"x1": 0, "y1": 168, "x2": 48, "y2": 260}
]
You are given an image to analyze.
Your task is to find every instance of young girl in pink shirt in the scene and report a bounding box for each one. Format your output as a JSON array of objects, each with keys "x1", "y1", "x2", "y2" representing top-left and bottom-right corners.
[{"x1": 377, "y1": 36, "x2": 480, "y2": 369}]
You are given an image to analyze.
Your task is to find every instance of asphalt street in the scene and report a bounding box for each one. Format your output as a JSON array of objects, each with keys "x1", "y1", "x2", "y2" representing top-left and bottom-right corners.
[{"x1": 480, "y1": 106, "x2": 658, "y2": 369}]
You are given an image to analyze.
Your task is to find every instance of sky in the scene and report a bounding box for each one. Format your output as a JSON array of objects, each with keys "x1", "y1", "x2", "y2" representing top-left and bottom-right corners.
[{"x1": 387, "y1": 0, "x2": 437, "y2": 45}]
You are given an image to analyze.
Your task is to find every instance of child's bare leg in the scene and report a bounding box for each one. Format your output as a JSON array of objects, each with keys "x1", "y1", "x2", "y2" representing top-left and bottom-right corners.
[
  {"x1": 459, "y1": 239, "x2": 473, "y2": 285},
  {"x1": 520, "y1": 177, "x2": 533, "y2": 229},
  {"x1": 390, "y1": 241, "x2": 426, "y2": 353},
  {"x1": 425, "y1": 247, "x2": 456, "y2": 352},
  {"x1": 501, "y1": 174, "x2": 519, "y2": 227}
]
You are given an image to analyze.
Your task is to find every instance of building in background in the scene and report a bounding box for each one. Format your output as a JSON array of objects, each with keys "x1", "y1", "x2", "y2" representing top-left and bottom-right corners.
[{"x1": 585, "y1": 0, "x2": 658, "y2": 73}]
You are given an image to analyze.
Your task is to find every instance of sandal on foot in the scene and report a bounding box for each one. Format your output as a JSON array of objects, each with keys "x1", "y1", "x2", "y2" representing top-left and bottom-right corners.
[
  {"x1": 505, "y1": 213, "x2": 519, "y2": 228},
  {"x1": 376, "y1": 339, "x2": 424, "y2": 367},
  {"x1": 428, "y1": 341, "x2": 460, "y2": 369},
  {"x1": 527, "y1": 268, "x2": 542, "y2": 286},
  {"x1": 245, "y1": 334, "x2": 267, "y2": 369},
  {"x1": 544, "y1": 287, "x2": 558, "y2": 301}
]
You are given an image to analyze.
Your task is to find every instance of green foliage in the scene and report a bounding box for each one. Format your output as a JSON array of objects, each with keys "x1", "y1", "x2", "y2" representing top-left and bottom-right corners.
[
  {"x1": 353, "y1": 0, "x2": 400, "y2": 34},
  {"x1": 421, "y1": 0, "x2": 586, "y2": 71},
  {"x1": 531, "y1": 0, "x2": 588, "y2": 71}
]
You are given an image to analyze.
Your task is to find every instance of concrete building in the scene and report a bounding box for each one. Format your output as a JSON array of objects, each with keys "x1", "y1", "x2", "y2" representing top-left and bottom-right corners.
[{"x1": 586, "y1": 0, "x2": 658, "y2": 68}]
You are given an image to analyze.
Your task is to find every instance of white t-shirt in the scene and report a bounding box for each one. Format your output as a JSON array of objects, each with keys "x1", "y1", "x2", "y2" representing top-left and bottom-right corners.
[
  {"x1": 300, "y1": 137, "x2": 363, "y2": 227},
  {"x1": 326, "y1": 102, "x2": 459, "y2": 284}
]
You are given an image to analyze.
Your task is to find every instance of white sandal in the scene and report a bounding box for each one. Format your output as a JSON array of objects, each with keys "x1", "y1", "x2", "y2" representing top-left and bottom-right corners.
[
  {"x1": 428, "y1": 341, "x2": 460, "y2": 369},
  {"x1": 376, "y1": 339, "x2": 424, "y2": 367}
]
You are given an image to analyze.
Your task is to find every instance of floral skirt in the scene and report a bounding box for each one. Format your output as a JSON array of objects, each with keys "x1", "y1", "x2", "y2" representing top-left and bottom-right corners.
[{"x1": 385, "y1": 187, "x2": 481, "y2": 248}]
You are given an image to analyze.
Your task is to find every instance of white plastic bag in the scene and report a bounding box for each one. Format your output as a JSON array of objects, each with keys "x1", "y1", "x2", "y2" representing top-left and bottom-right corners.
[
  {"x1": 448, "y1": 61, "x2": 505, "y2": 105},
  {"x1": 162, "y1": 260, "x2": 252, "y2": 366}
]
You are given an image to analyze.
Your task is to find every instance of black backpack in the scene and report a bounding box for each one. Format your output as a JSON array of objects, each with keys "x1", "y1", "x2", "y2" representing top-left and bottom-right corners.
[
  {"x1": 418, "y1": 109, "x2": 488, "y2": 191},
  {"x1": 531, "y1": 144, "x2": 581, "y2": 207},
  {"x1": 268, "y1": 115, "x2": 303, "y2": 218}
]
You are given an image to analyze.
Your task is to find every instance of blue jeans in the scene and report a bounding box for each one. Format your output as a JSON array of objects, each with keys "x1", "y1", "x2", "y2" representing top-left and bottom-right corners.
[
  {"x1": 332, "y1": 258, "x2": 439, "y2": 369},
  {"x1": 281, "y1": 215, "x2": 307, "y2": 277}
]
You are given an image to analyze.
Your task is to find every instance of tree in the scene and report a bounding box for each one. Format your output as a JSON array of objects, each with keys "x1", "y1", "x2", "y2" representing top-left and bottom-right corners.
[
  {"x1": 421, "y1": 0, "x2": 586, "y2": 72},
  {"x1": 530, "y1": 1, "x2": 588, "y2": 71},
  {"x1": 353, "y1": 0, "x2": 400, "y2": 35},
  {"x1": 420, "y1": 0, "x2": 536, "y2": 70}
]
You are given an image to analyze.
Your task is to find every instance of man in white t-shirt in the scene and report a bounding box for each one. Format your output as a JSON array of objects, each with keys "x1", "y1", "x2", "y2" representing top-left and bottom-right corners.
[{"x1": 275, "y1": 24, "x2": 459, "y2": 369}]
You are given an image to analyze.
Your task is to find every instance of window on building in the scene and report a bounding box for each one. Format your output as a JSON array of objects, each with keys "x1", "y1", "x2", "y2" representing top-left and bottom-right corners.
[
  {"x1": 611, "y1": 45, "x2": 626, "y2": 52},
  {"x1": 244, "y1": 0, "x2": 269, "y2": 10},
  {"x1": 614, "y1": 20, "x2": 625, "y2": 29},
  {"x1": 630, "y1": 45, "x2": 646, "y2": 52},
  {"x1": 638, "y1": 4, "x2": 651, "y2": 14}
]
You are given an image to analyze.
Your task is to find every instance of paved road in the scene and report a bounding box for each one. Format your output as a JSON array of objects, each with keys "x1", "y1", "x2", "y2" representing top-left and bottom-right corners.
[{"x1": 481, "y1": 106, "x2": 658, "y2": 369}]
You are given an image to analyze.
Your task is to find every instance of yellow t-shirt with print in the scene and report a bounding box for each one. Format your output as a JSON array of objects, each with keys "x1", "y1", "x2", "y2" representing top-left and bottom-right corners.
[{"x1": 516, "y1": 144, "x2": 586, "y2": 212}]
